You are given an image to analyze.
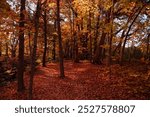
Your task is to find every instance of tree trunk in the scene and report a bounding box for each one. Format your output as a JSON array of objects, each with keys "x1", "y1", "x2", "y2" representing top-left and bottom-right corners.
[
  {"x1": 71, "y1": 9, "x2": 79, "y2": 62},
  {"x1": 29, "y1": 0, "x2": 41, "y2": 99},
  {"x1": 64, "y1": 40, "x2": 70, "y2": 58},
  {"x1": 73, "y1": 18, "x2": 79, "y2": 62},
  {"x1": 93, "y1": 13, "x2": 100, "y2": 55},
  {"x1": 57, "y1": 0, "x2": 65, "y2": 78},
  {"x1": 52, "y1": 37, "x2": 56, "y2": 61},
  {"x1": 69, "y1": 8, "x2": 73, "y2": 59},
  {"x1": 28, "y1": 30, "x2": 32, "y2": 57},
  {"x1": 113, "y1": 30, "x2": 125, "y2": 55},
  {"x1": 107, "y1": 0, "x2": 114, "y2": 79},
  {"x1": 120, "y1": 6, "x2": 144, "y2": 65},
  {"x1": 17, "y1": 0, "x2": 26, "y2": 92},
  {"x1": 93, "y1": 32, "x2": 106, "y2": 64},
  {"x1": 93, "y1": 9, "x2": 111, "y2": 64},
  {"x1": 5, "y1": 43, "x2": 8, "y2": 57},
  {"x1": 42, "y1": 2, "x2": 48, "y2": 67},
  {"x1": 11, "y1": 48, "x2": 16, "y2": 58},
  {"x1": 0, "y1": 42, "x2": 2, "y2": 56},
  {"x1": 146, "y1": 34, "x2": 150, "y2": 60},
  {"x1": 88, "y1": 11, "x2": 92, "y2": 61},
  {"x1": 52, "y1": 20, "x2": 57, "y2": 61},
  {"x1": 74, "y1": 30, "x2": 79, "y2": 62}
]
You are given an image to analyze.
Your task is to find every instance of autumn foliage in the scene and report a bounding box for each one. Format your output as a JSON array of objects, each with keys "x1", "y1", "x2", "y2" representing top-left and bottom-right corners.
[{"x1": 0, "y1": 0, "x2": 150, "y2": 100}]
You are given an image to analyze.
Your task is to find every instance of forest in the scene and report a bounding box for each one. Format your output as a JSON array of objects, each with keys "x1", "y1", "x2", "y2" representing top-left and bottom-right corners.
[{"x1": 0, "y1": 0, "x2": 150, "y2": 100}]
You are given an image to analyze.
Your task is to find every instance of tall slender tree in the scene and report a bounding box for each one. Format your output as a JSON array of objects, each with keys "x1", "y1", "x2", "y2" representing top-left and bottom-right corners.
[
  {"x1": 42, "y1": 0, "x2": 48, "y2": 67},
  {"x1": 17, "y1": 0, "x2": 26, "y2": 92},
  {"x1": 120, "y1": 5, "x2": 145, "y2": 65},
  {"x1": 56, "y1": 0, "x2": 65, "y2": 78},
  {"x1": 52, "y1": 20, "x2": 57, "y2": 61},
  {"x1": 29, "y1": 0, "x2": 41, "y2": 99}
]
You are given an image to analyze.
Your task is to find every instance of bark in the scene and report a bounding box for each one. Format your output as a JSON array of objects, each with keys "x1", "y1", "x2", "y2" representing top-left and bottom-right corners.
[
  {"x1": 72, "y1": 7, "x2": 79, "y2": 62},
  {"x1": 29, "y1": 0, "x2": 41, "y2": 99},
  {"x1": 28, "y1": 30, "x2": 32, "y2": 57},
  {"x1": 93, "y1": 9, "x2": 110, "y2": 64},
  {"x1": 0, "y1": 42, "x2": 2, "y2": 56},
  {"x1": 93, "y1": 32, "x2": 106, "y2": 64},
  {"x1": 57, "y1": 0, "x2": 65, "y2": 78},
  {"x1": 64, "y1": 40, "x2": 70, "y2": 58},
  {"x1": 74, "y1": 27, "x2": 79, "y2": 63},
  {"x1": 11, "y1": 48, "x2": 16, "y2": 58},
  {"x1": 94, "y1": 13, "x2": 100, "y2": 54},
  {"x1": 5, "y1": 43, "x2": 8, "y2": 57},
  {"x1": 107, "y1": 0, "x2": 114, "y2": 79},
  {"x1": 52, "y1": 20, "x2": 57, "y2": 61},
  {"x1": 146, "y1": 34, "x2": 150, "y2": 60},
  {"x1": 17, "y1": 0, "x2": 26, "y2": 92},
  {"x1": 42, "y1": 2, "x2": 48, "y2": 67},
  {"x1": 52, "y1": 37, "x2": 56, "y2": 60},
  {"x1": 88, "y1": 11, "x2": 92, "y2": 61},
  {"x1": 66, "y1": 0, "x2": 79, "y2": 62},
  {"x1": 107, "y1": 4, "x2": 114, "y2": 67},
  {"x1": 69, "y1": 9, "x2": 73, "y2": 59}
]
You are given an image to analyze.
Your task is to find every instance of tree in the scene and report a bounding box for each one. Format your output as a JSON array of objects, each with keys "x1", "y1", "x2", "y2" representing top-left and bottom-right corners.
[
  {"x1": 120, "y1": 5, "x2": 145, "y2": 65},
  {"x1": 146, "y1": 33, "x2": 150, "y2": 60},
  {"x1": 17, "y1": 0, "x2": 26, "y2": 92},
  {"x1": 52, "y1": 20, "x2": 57, "y2": 61},
  {"x1": 42, "y1": 0, "x2": 48, "y2": 67},
  {"x1": 29, "y1": 0, "x2": 41, "y2": 99},
  {"x1": 56, "y1": 0, "x2": 65, "y2": 78}
]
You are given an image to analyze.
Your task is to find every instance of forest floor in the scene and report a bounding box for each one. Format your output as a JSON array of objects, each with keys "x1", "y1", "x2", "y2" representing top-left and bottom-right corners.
[{"x1": 0, "y1": 60, "x2": 150, "y2": 100}]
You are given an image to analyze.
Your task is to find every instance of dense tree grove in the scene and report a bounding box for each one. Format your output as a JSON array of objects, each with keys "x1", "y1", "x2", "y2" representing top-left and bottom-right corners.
[{"x1": 0, "y1": 0, "x2": 150, "y2": 99}]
